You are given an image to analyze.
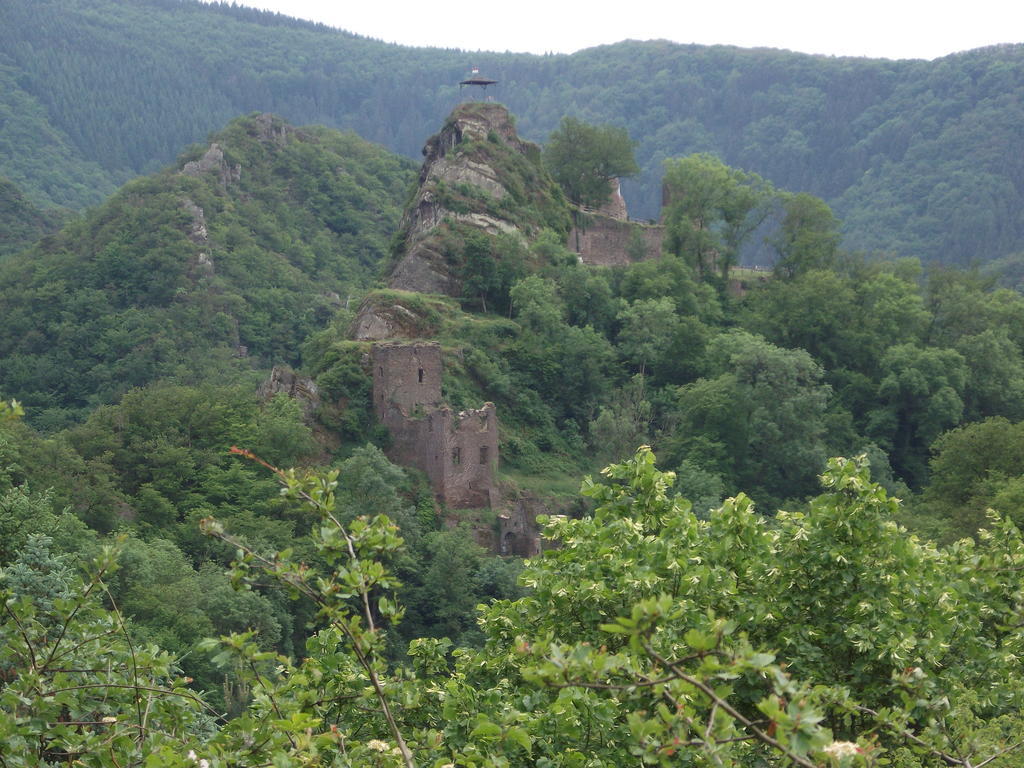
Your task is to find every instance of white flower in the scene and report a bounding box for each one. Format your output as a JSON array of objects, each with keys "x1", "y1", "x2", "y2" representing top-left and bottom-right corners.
[
  {"x1": 366, "y1": 739, "x2": 390, "y2": 752},
  {"x1": 187, "y1": 751, "x2": 198, "y2": 762},
  {"x1": 823, "y1": 741, "x2": 860, "y2": 759}
]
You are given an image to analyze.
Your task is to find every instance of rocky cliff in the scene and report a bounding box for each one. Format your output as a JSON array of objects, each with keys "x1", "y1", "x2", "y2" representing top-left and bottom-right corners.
[{"x1": 386, "y1": 102, "x2": 571, "y2": 297}]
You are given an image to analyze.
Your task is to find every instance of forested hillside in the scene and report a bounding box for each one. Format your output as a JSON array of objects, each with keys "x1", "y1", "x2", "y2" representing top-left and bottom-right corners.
[
  {"x1": 0, "y1": 176, "x2": 64, "y2": 258},
  {"x1": 2, "y1": 53, "x2": 1024, "y2": 763},
  {"x1": 2, "y1": 0, "x2": 1024, "y2": 264},
  {"x1": 0, "y1": 113, "x2": 416, "y2": 428}
]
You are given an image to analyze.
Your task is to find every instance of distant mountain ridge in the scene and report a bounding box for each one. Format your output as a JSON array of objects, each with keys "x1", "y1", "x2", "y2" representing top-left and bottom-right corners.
[{"x1": 2, "y1": 0, "x2": 1023, "y2": 264}]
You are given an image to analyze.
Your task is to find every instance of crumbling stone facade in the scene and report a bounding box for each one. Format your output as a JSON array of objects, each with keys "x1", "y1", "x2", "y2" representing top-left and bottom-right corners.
[
  {"x1": 579, "y1": 178, "x2": 629, "y2": 221},
  {"x1": 373, "y1": 342, "x2": 498, "y2": 509},
  {"x1": 497, "y1": 495, "x2": 546, "y2": 557},
  {"x1": 569, "y1": 216, "x2": 665, "y2": 266},
  {"x1": 372, "y1": 343, "x2": 443, "y2": 419},
  {"x1": 567, "y1": 178, "x2": 665, "y2": 266}
]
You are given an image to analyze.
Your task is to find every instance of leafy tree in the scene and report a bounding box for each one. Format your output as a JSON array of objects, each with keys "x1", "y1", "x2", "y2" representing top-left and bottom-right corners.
[
  {"x1": 867, "y1": 344, "x2": 968, "y2": 487},
  {"x1": 399, "y1": 527, "x2": 490, "y2": 646},
  {"x1": 923, "y1": 267, "x2": 1014, "y2": 347},
  {"x1": 587, "y1": 374, "x2": 653, "y2": 462},
  {"x1": 474, "y1": 449, "x2": 1024, "y2": 767},
  {"x1": 665, "y1": 330, "x2": 832, "y2": 505},
  {"x1": 674, "y1": 457, "x2": 725, "y2": 516},
  {"x1": 509, "y1": 274, "x2": 565, "y2": 337},
  {"x1": 250, "y1": 393, "x2": 317, "y2": 468},
  {"x1": 1, "y1": 534, "x2": 74, "y2": 615},
  {"x1": 740, "y1": 265, "x2": 931, "y2": 377},
  {"x1": 915, "y1": 417, "x2": 1024, "y2": 539},
  {"x1": 505, "y1": 273, "x2": 617, "y2": 429},
  {"x1": 552, "y1": 262, "x2": 619, "y2": 335},
  {"x1": 955, "y1": 329, "x2": 1024, "y2": 422},
  {"x1": 739, "y1": 268, "x2": 860, "y2": 371},
  {"x1": 103, "y1": 535, "x2": 285, "y2": 697},
  {"x1": 543, "y1": 116, "x2": 639, "y2": 209},
  {"x1": 0, "y1": 486, "x2": 94, "y2": 566},
  {"x1": 616, "y1": 253, "x2": 719, "y2": 320},
  {"x1": 771, "y1": 192, "x2": 841, "y2": 279},
  {"x1": 616, "y1": 297, "x2": 679, "y2": 376},
  {"x1": 458, "y1": 231, "x2": 527, "y2": 314},
  {"x1": 6, "y1": 445, "x2": 1024, "y2": 767},
  {"x1": 0, "y1": 542, "x2": 211, "y2": 766},
  {"x1": 662, "y1": 154, "x2": 773, "y2": 279}
]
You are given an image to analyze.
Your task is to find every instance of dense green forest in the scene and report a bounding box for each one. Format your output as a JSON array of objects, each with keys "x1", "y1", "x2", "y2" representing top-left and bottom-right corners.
[
  {"x1": 3, "y1": 0, "x2": 1024, "y2": 265},
  {"x1": 0, "y1": 113, "x2": 416, "y2": 428},
  {"x1": 3, "y1": 4, "x2": 1024, "y2": 763},
  {"x1": 4, "y1": 432, "x2": 1024, "y2": 766},
  {"x1": 0, "y1": 176, "x2": 64, "y2": 258}
]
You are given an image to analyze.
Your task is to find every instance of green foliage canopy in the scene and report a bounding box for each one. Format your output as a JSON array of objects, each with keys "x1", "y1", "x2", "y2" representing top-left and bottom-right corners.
[
  {"x1": 543, "y1": 116, "x2": 639, "y2": 209},
  {"x1": 8, "y1": 448, "x2": 1023, "y2": 767},
  {"x1": 662, "y1": 154, "x2": 773, "y2": 278}
]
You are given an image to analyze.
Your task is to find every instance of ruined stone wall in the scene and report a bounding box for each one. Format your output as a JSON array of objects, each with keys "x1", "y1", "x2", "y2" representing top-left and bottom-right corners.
[
  {"x1": 568, "y1": 216, "x2": 664, "y2": 266},
  {"x1": 381, "y1": 410, "x2": 431, "y2": 478},
  {"x1": 578, "y1": 178, "x2": 629, "y2": 221},
  {"x1": 438, "y1": 403, "x2": 499, "y2": 509},
  {"x1": 372, "y1": 342, "x2": 498, "y2": 509},
  {"x1": 419, "y1": 410, "x2": 448, "y2": 501},
  {"x1": 498, "y1": 495, "x2": 546, "y2": 557},
  {"x1": 371, "y1": 342, "x2": 442, "y2": 420}
]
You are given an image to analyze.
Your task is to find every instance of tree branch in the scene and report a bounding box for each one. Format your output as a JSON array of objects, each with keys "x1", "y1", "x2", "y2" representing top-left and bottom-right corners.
[{"x1": 642, "y1": 640, "x2": 820, "y2": 768}]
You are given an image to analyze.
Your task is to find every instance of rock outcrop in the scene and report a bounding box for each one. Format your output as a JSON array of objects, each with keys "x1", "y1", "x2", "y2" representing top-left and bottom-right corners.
[
  {"x1": 386, "y1": 102, "x2": 570, "y2": 298},
  {"x1": 181, "y1": 198, "x2": 216, "y2": 277},
  {"x1": 258, "y1": 366, "x2": 321, "y2": 419},
  {"x1": 180, "y1": 142, "x2": 241, "y2": 185},
  {"x1": 349, "y1": 291, "x2": 448, "y2": 341}
]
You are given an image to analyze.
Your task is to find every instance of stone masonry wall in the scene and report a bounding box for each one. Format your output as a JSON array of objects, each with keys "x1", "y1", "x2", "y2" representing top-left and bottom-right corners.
[
  {"x1": 578, "y1": 178, "x2": 628, "y2": 221},
  {"x1": 498, "y1": 495, "x2": 546, "y2": 557},
  {"x1": 437, "y1": 404, "x2": 498, "y2": 509},
  {"x1": 372, "y1": 342, "x2": 498, "y2": 509},
  {"x1": 569, "y1": 215, "x2": 664, "y2": 266},
  {"x1": 372, "y1": 342, "x2": 442, "y2": 420}
]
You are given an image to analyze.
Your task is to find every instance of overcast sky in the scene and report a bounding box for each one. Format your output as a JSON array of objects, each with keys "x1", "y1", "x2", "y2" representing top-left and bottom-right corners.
[{"x1": 205, "y1": 0, "x2": 1022, "y2": 60}]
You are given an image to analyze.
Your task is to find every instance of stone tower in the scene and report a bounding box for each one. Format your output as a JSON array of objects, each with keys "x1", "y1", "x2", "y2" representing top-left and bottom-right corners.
[
  {"x1": 372, "y1": 342, "x2": 442, "y2": 420},
  {"x1": 372, "y1": 342, "x2": 498, "y2": 509}
]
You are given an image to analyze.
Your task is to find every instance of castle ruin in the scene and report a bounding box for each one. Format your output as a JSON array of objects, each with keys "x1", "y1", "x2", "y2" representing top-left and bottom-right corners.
[
  {"x1": 568, "y1": 178, "x2": 665, "y2": 266},
  {"x1": 372, "y1": 342, "x2": 498, "y2": 509}
]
